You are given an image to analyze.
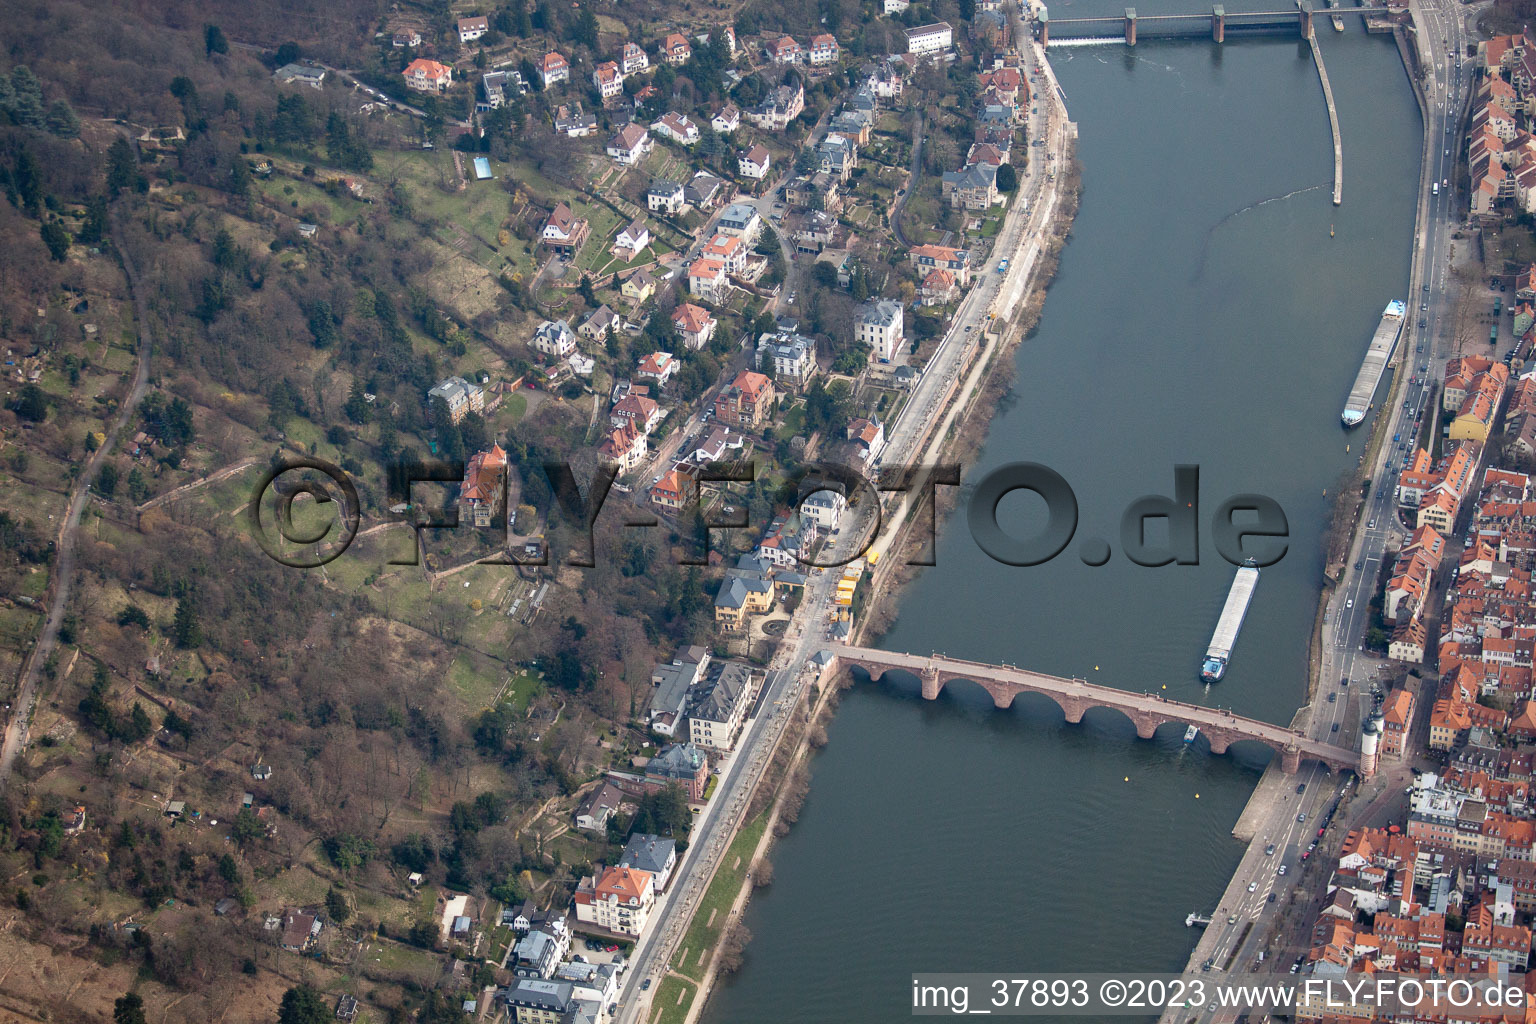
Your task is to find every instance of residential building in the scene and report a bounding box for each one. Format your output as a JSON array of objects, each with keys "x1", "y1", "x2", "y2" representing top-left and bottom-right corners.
[
  {"x1": 648, "y1": 646, "x2": 710, "y2": 735},
  {"x1": 745, "y1": 83, "x2": 805, "y2": 130},
  {"x1": 716, "y1": 202, "x2": 762, "y2": 243},
  {"x1": 650, "y1": 468, "x2": 689, "y2": 511},
  {"x1": 756, "y1": 332, "x2": 817, "y2": 389},
  {"x1": 479, "y1": 70, "x2": 527, "y2": 111},
  {"x1": 685, "y1": 171, "x2": 726, "y2": 208},
  {"x1": 905, "y1": 22, "x2": 954, "y2": 56},
  {"x1": 718, "y1": 25, "x2": 737, "y2": 56},
  {"x1": 457, "y1": 16, "x2": 489, "y2": 43},
  {"x1": 687, "y1": 661, "x2": 761, "y2": 749},
  {"x1": 920, "y1": 267, "x2": 959, "y2": 305},
  {"x1": 715, "y1": 370, "x2": 775, "y2": 429},
  {"x1": 611, "y1": 394, "x2": 663, "y2": 435},
  {"x1": 427, "y1": 376, "x2": 484, "y2": 424},
  {"x1": 738, "y1": 143, "x2": 771, "y2": 179},
  {"x1": 1380, "y1": 688, "x2": 1415, "y2": 759},
  {"x1": 460, "y1": 444, "x2": 507, "y2": 527},
  {"x1": 537, "y1": 52, "x2": 569, "y2": 88},
  {"x1": 553, "y1": 102, "x2": 596, "y2": 135},
  {"x1": 770, "y1": 35, "x2": 802, "y2": 64},
  {"x1": 644, "y1": 742, "x2": 710, "y2": 800},
  {"x1": 847, "y1": 416, "x2": 886, "y2": 467},
  {"x1": 402, "y1": 58, "x2": 453, "y2": 93},
  {"x1": 715, "y1": 568, "x2": 774, "y2": 629},
  {"x1": 620, "y1": 835, "x2": 678, "y2": 891},
  {"x1": 689, "y1": 427, "x2": 747, "y2": 465},
  {"x1": 575, "y1": 780, "x2": 624, "y2": 831},
  {"x1": 672, "y1": 303, "x2": 717, "y2": 350},
  {"x1": 652, "y1": 111, "x2": 700, "y2": 145},
  {"x1": 274, "y1": 64, "x2": 327, "y2": 89},
  {"x1": 808, "y1": 33, "x2": 839, "y2": 65},
  {"x1": 392, "y1": 31, "x2": 422, "y2": 48},
  {"x1": 598, "y1": 423, "x2": 648, "y2": 472},
  {"x1": 579, "y1": 304, "x2": 624, "y2": 341},
  {"x1": 532, "y1": 319, "x2": 578, "y2": 359},
  {"x1": 687, "y1": 257, "x2": 728, "y2": 302},
  {"x1": 664, "y1": 33, "x2": 692, "y2": 64},
  {"x1": 611, "y1": 219, "x2": 650, "y2": 261},
  {"x1": 511, "y1": 917, "x2": 570, "y2": 979},
  {"x1": 647, "y1": 179, "x2": 686, "y2": 215},
  {"x1": 606, "y1": 124, "x2": 653, "y2": 165},
  {"x1": 621, "y1": 41, "x2": 650, "y2": 75},
  {"x1": 884, "y1": 0, "x2": 911, "y2": 12},
  {"x1": 279, "y1": 908, "x2": 321, "y2": 952},
  {"x1": 857, "y1": 299, "x2": 904, "y2": 363},
  {"x1": 702, "y1": 233, "x2": 747, "y2": 275},
  {"x1": 622, "y1": 268, "x2": 657, "y2": 304},
  {"x1": 711, "y1": 104, "x2": 741, "y2": 134},
  {"x1": 801, "y1": 488, "x2": 847, "y2": 530},
  {"x1": 574, "y1": 865, "x2": 655, "y2": 937},
  {"x1": 593, "y1": 61, "x2": 624, "y2": 99},
  {"x1": 908, "y1": 243, "x2": 970, "y2": 285},
  {"x1": 501, "y1": 978, "x2": 577, "y2": 1024},
  {"x1": 540, "y1": 202, "x2": 590, "y2": 255},
  {"x1": 941, "y1": 161, "x2": 1000, "y2": 210},
  {"x1": 636, "y1": 350, "x2": 676, "y2": 388}
]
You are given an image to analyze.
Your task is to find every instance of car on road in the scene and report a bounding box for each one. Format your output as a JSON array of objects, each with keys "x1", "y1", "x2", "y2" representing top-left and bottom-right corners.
[
  {"x1": 1328, "y1": 693, "x2": 1336, "y2": 703},
  {"x1": 1354, "y1": 561, "x2": 1362, "y2": 570},
  {"x1": 1298, "y1": 813, "x2": 1307, "y2": 823},
  {"x1": 1368, "y1": 519, "x2": 1376, "y2": 528},
  {"x1": 1247, "y1": 881, "x2": 1258, "y2": 892},
  {"x1": 1332, "y1": 723, "x2": 1339, "y2": 732},
  {"x1": 1265, "y1": 843, "x2": 1275, "y2": 855},
  {"x1": 1422, "y1": 303, "x2": 1429, "y2": 311},
  {"x1": 1345, "y1": 598, "x2": 1353, "y2": 609},
  {"x1": 1296, "y1": 783, "x2": 1305, "y2": 794},
  {"x1": 1279, "y1": 864, "x2": 1288, "y2": 875},
  {"x1": 1291, "y1": 963, "x2": 1301, "y2": 974},
  {"x1": 641, "y1": 979, "x2": 652, "y2": 991},
  {"x1": 1268, "y1": 893, "x2": 1277, "y2": 902}
]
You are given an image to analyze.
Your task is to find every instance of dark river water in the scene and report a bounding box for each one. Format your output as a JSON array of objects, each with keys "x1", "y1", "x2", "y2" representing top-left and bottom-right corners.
[{"x1": 703, "y1": 17, "x2": 1421, "y2": 1022}]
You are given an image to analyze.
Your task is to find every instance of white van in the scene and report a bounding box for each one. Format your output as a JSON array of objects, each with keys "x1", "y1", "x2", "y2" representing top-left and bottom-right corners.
[{"x1": 1432, "y1": 183, "x2": 1439, "y2": 196}]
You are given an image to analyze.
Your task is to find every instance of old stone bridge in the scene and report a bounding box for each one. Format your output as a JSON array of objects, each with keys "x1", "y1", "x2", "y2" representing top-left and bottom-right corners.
[{"x1": 830, "y1": 645, "x2": 1360, "y2": 775}]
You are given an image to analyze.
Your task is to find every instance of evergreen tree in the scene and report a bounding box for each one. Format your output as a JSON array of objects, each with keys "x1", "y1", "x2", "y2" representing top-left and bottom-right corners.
[
  {"x1": 204, "y1": 24, "x2": 229, "y2": 56},
  {"x1": 7, "y1": 67, "x2": 45, "y2": 128},
  {"x1": 78, "y1": 194, "x2": 108, "y2": 245},
  {"x1": 173, "y1": 595, "x2": 202, "y2": 649},
  {"x1": 105, "y1": 138, "x2": 138, "y2": 198},
  {"x1": 45, "y1": 100, "x2": 79, "y2": 138},
  {"x1": 40, "y1": 219, "x2": 70, "y2": 261},
  {"x1": 277, "y1": 985, "x2": 329, "y2": 1024},
  {"x1": 113, "y1": 993, "x2": 147, "y2": 1024}
]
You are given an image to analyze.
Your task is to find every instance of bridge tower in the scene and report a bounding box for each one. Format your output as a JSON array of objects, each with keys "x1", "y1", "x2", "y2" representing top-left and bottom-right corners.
[
  {"x1": 1280, "y1": 745, "x2": 1302, "y2": 774},
  {"x1": 1125, "y1": 6, "x2": 1138, "y2": 44},
  {"x1": 1298, "y1": 1, "x2": 1314, "y2": 40},
  {"x1": 920, "y1": 666, "x2": 941, "y2": 701},
  {"x1": 1359, "y1": 713, "x2": 1381, "y2": 779},
  {"x1": 1212, "y1": 4, "x2": 1225, "y2": 42}
]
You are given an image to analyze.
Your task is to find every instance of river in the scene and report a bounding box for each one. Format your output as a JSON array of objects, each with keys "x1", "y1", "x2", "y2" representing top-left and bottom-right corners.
[{"x1": 701, "y1": 16, "x2": 1423, "y2": 1024}]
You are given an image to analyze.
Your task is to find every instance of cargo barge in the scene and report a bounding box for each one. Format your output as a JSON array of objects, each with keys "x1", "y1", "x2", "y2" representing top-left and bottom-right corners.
[
  {"x1": 1341, "y1": 301, "x2": 1406, "y2": 427},
  {"x1": 1200, "y1": 561, "x2": 1260, "y2": 682}
]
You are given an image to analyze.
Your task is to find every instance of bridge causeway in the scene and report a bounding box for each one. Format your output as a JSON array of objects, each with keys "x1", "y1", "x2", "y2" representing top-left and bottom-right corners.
[{"x1": 830, "y1": 645, "x2": 1361, "y2": 775}]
